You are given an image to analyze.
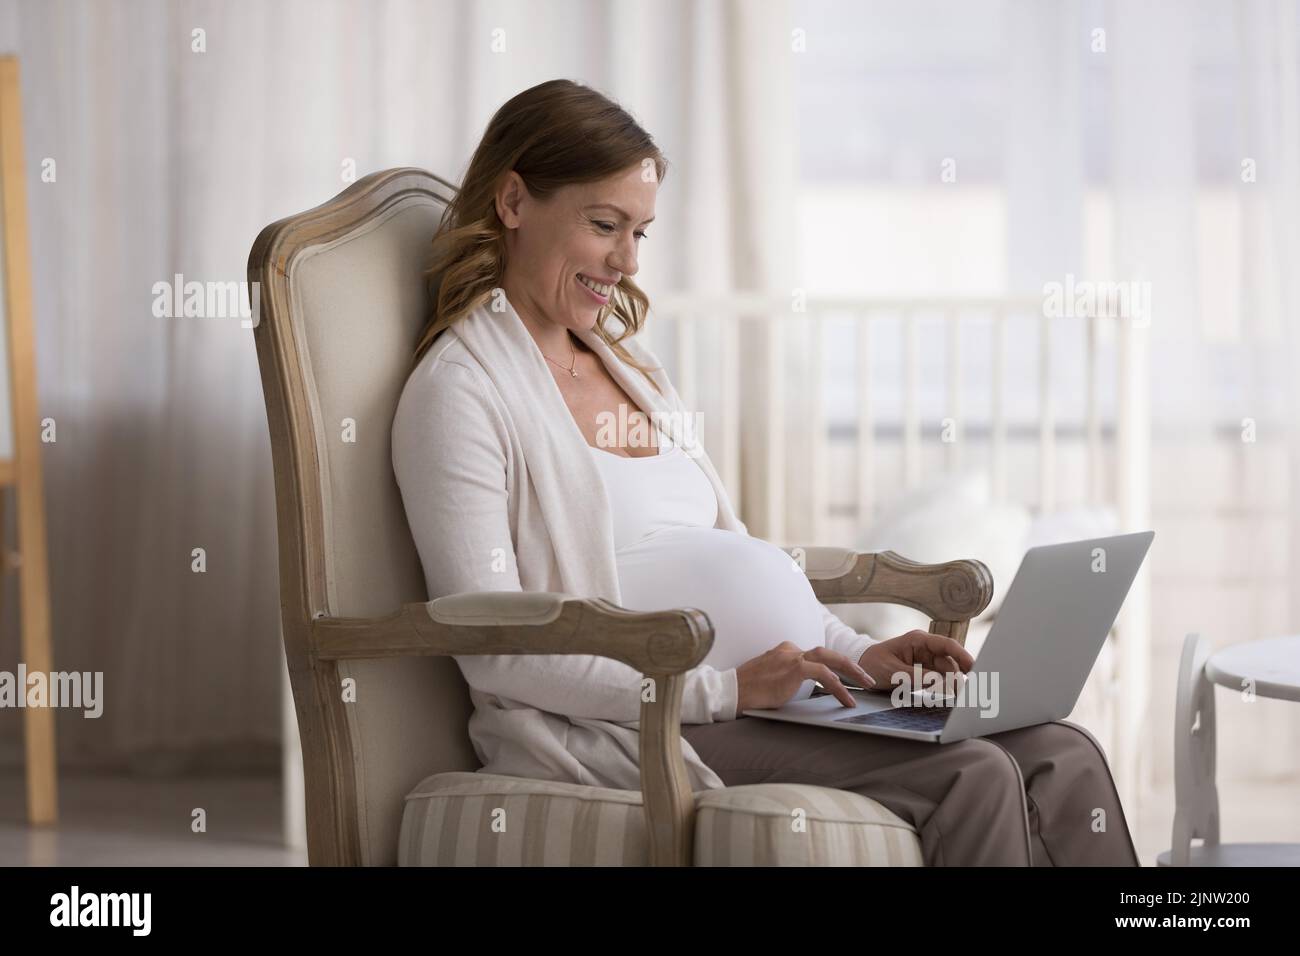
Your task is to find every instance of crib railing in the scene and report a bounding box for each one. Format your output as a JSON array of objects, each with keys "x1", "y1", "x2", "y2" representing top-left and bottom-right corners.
[
  {"x1": 647, "y1": 293, "x2": 1148, "y2": 532},
  {"x1": 645, "y1": 291, "x2": 1153, "y2": 817}
]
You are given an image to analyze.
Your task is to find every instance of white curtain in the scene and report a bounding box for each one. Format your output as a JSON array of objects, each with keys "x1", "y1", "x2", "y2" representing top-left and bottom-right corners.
[
  {"x1": 1236, "y1": 0, "x2": 1300, "y2": 630},
  {"x1": 0, "y1": 0, "x2": 796, "y2": 771},
  {"x1": 997, "y1": 0, "x2": 1300, "y2": 812},
  {"x1": 1099, "y1": 0, "x2": 1300, "y2": 805},
  {"x1": 1237, "y1": 0, "x2": 1300, "y2": 771}
]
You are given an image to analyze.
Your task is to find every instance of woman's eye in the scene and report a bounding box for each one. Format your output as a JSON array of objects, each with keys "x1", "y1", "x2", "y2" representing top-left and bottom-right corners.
[{"x1": 595, "y1": 221, "x2": 648, "y2": 240}]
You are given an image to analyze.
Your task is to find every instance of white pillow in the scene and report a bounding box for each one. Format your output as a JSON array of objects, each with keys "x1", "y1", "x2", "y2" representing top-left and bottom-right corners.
[{"x1": 828, "y1": 470, "x2": 1032, "y2": 642}]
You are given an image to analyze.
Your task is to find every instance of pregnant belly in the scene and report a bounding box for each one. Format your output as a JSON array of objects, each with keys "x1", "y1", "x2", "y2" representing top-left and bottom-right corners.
[{"x1": 613, "y1": 526, "x2": 827, "y2": 701}]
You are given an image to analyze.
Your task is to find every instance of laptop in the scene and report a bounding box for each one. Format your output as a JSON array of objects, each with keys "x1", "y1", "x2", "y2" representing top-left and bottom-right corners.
[{"x1": 742, "y1": 531, "x2": 1154, "y2": 743}]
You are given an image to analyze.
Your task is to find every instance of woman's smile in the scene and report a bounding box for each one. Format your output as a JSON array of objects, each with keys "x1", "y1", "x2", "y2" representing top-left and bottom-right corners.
[{"x1": 576, "y1": 272, "x2": 613, "y2": 303}]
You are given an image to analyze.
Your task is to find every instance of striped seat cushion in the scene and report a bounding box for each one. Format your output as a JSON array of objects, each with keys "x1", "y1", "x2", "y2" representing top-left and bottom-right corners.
[
  {"x1": 399, "y1": 772, "x2": 922, "y2": 866},
  {"x1": 693, "y1": 782, "x2": 924, "y2": 866}
]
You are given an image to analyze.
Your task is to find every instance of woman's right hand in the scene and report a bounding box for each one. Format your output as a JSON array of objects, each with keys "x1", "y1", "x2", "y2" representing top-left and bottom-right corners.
[{"x1": 735, "y1": 642, "x2": 874, "y2": 712}]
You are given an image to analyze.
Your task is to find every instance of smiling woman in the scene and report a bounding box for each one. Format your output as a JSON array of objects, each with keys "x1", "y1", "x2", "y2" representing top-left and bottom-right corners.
[{"x1": 392, "y1": 77, "x2": 1140, "y2": 868}]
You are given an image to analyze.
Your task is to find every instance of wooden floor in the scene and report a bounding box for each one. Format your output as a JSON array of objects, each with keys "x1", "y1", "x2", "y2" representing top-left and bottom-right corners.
[
  {"x1": 0, "y1": 770, "x2": 1293, "y2": 866},
  {"x1": 0, "y1": 771, "x2": 305, "y2": 866}
]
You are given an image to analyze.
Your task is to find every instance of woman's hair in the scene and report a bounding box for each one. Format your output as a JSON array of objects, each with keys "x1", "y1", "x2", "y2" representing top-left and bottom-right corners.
[{"x1": 412, "y1": 78, "x2": 668, "y2": 394}]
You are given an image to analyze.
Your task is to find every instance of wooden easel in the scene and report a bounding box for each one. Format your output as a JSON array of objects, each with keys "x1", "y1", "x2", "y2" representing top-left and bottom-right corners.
[{"x1": 0, "y1": 55, "x2": 56, "y2": 825}]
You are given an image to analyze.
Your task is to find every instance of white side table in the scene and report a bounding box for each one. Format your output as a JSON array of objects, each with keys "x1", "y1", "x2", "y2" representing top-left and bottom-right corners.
[{"x1": 1157, "y1": 634, "x2": 1300, "y2": 866}]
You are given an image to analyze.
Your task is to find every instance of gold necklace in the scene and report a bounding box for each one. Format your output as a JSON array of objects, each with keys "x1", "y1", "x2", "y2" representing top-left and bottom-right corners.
[{"x1": 541, "y1": 335, "x2": 579, "y2": 378}]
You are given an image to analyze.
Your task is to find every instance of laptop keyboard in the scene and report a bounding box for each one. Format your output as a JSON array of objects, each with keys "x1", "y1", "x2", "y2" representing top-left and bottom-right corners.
[{"x1": 836, "y1": 708, "x2": 949, "y2": 733}]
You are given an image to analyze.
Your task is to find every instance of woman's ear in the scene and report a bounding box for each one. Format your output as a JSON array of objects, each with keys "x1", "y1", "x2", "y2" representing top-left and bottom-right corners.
[{"x1": 495, "y1": 170, "x2": 527, "y2": 229}]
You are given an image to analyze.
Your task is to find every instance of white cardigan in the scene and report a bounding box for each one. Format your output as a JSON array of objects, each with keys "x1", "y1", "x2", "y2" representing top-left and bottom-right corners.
[{"x1": 390, "y1": 295, "x2": 879, "y2": 792}]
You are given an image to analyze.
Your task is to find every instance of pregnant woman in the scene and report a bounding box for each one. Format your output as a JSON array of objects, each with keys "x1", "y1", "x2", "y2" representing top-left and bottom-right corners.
[{"x1": 391, "y1": 79, "x2": 1139, "y2": 866}]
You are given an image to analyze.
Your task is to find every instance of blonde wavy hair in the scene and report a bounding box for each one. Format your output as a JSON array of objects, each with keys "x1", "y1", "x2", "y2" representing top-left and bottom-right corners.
[{"x1": 412, "y1": 79, "x2": 669, "y2": 395}]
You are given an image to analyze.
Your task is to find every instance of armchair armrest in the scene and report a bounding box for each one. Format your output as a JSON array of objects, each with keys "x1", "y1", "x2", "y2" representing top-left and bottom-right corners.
[
  {"x1": 782, "y1": 546, "x2": 994, "y2": 646},
  {"x1": 310, "y1": 590, "x2": 715, "y2": 867}
]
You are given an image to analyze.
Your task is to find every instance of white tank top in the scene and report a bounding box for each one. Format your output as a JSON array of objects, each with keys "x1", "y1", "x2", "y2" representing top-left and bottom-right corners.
[{"x1": 590, "y1": 429, "x2": 821, "y2": 699}]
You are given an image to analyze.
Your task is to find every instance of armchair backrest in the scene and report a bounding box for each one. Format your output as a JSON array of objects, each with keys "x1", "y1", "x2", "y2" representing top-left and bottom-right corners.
[{"x1": 248, "y1": 168, "x2": 479, "y2": 865}]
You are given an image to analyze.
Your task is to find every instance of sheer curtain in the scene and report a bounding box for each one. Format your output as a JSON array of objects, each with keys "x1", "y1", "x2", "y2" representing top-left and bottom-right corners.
[
  {"x1": 1234, "y1": 0, "x2": 1300, "y2": 782},
  {"x1": 778, "y1": 0, "x2": 1300, "y2": 833},
  {"x1": 1001, "y1": 0, "x2": 1300, "y2": 818},
  {"x1": 1015, "y1": 0, "x2": 1300, "y2": 810},
  {"x1": 0, "y1": 0, "x2": 797, "y2": 772},
  {"x1": 1237, "y1": 0, "x2": 1300, "y2": 630}
]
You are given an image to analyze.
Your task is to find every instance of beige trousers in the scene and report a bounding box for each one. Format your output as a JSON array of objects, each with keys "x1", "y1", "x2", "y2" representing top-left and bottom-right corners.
[{"x1": 681, "y1": 714, "x2": 1141, "y2": 866}]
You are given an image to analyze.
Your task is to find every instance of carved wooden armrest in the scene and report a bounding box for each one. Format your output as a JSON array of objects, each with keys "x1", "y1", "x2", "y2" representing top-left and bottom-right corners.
[
  {"x1": 782, "y1": 546, "x2": 994, "y2": 646},
  {"x1": 310, "y1": 590, "x2": 714, "y2": 867}
]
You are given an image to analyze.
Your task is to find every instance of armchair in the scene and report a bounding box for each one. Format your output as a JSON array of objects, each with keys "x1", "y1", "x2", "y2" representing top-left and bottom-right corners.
[{"x1": 248, "y1": 167, "x2": 993, "y2": 866}]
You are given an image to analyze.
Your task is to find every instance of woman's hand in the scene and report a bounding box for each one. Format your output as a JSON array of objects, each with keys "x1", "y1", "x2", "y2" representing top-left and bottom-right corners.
[
  {"x1": 736, "y1": 642, "x2": 877, "y2": 712},
  {"x1": 856, "y1": 630, "x2": 976, "y2": 696}
]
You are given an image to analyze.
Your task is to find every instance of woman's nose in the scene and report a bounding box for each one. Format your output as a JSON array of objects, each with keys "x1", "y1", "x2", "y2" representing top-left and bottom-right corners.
[{"x1": 610, "y1": 235, "x2": 638, "y2": 277}]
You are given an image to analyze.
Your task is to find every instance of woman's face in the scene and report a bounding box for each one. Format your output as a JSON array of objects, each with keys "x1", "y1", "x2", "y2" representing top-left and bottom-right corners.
[{"x1": 496, "y1": 162, "x2": 657, "y2": 334}]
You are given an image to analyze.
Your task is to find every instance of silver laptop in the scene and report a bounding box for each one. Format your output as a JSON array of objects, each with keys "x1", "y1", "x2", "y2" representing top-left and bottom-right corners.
[{"x1": 742, "y1": 531, "x2": 1154, "y2": 743}]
